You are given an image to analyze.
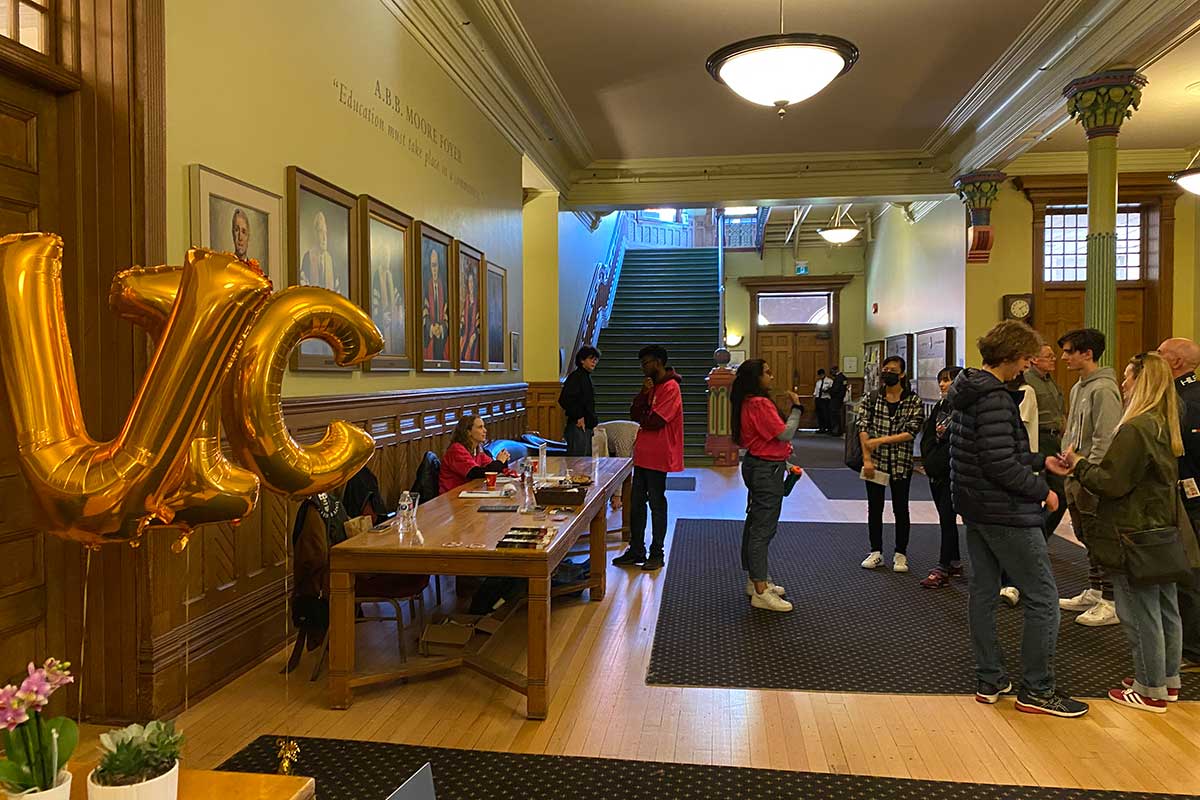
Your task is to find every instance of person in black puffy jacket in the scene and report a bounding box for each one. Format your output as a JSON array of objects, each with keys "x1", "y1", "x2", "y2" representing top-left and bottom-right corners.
[
  {"x1": 948, "y1": 321, "x2": 1087, "y2": 719},
  {"x1": 920, "y1": 365, "x2": 962, "y2": 588}
]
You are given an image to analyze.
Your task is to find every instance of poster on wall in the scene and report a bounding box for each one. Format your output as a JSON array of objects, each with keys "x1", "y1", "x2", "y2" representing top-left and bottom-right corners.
[
  {"x1": 485, "y1": 263, "x2": 507, "y2": 370},
  {"x1": 415, "y1": 222, "x2": 453, "y2": 372},
  {"x1": 915, "y1": 327, "x2": 956, "y2": 404},
  {"x1": 288, "y1": 166, "x2": 358, "y2": 371},
  {"x1": 189, "y1": 164, "x2": 283, "y2": 288},
  {"x1": 885, "y1": 333, "x2": 913, "y2": 374},
  {"x1": 863, "y1": 340, "x2": 883, "y2": 393},
  {"x1": 359, "y1": 197, "x2": 412, "y2": 371},
  {"x1": 453, "y1": 240, "x2": 484, "y2": 372}
]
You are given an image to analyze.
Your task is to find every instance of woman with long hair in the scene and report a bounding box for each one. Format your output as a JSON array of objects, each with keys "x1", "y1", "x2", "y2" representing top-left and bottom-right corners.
[
  {"x1": 731, "y1": 359, "x2": 803, "y2": 612},
  {"x1": 858, "y1": 355, "x2": 925, "y2": 572},
  {"x1": 439, "y1": 414, "x2": 512, "y2": 495},
  {"x1": 1048, "y1": 352, "x2": 1198, "y2": 713},
  {"x1": 920, "y1": 365, "x2": 963, "y2": 588}
]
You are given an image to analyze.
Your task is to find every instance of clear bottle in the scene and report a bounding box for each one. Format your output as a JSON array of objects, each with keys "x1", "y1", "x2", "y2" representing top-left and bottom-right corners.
[{"x1": 538, "y1": 441, "x2": 548, "y2": 479}]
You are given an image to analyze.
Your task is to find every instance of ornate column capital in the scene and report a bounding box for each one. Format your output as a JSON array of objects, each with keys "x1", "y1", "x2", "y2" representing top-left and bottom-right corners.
[
  {"x1": 954, "y1": 170, "x2": 1006, "y2": 263},
  {"x1": 1063, "y1": 69, "x2": 1148, "y2": 138}
]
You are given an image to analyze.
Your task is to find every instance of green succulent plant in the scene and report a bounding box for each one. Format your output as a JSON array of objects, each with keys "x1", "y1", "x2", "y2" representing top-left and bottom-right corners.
[{"x1": 92, "y1": 721, "x2": 184, "y2": 787}]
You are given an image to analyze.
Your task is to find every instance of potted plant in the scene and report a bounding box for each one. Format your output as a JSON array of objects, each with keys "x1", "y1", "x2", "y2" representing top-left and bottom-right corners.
[
  {"x1": 0, "y1": 658, "x2": 78, "y2": 799},
  {"x1": 86, "y1": 721, "x2": 183, "y2": 800}
]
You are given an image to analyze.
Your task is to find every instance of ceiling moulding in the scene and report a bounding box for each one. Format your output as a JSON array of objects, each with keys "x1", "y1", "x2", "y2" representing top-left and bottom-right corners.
[
  {"x1": 947, "y1": 0, "x2": 1200, "y2": 176},
  {"x1": 468, "y1": 0, "x2": 594, "y2": 169},
  {"x1": 564, "y1": 151, "x2": 951, "y2": 210},
  {"x1": 1006, "y1": 148, "x2": 1194, "y2": 176},
  {"x1": 379, "y1": 0, "x2": 577, "y2": 193}
]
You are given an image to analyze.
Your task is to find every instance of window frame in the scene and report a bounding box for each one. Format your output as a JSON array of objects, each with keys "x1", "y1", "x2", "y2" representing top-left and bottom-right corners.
[
  {"x1": 755, "y1": 290, "x2": 834, "y2": 328},
  {"x1": 1040, "y1": 201, "x2": 1147, "y2": 286}
]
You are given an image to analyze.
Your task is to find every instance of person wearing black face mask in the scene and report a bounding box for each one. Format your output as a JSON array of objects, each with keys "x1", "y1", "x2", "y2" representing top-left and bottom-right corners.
[{"x1": 857, "y1": 356, "x2": 925, "y2": 572}]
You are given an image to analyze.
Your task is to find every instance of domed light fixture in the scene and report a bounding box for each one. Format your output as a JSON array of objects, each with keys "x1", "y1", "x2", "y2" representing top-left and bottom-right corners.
[
  {"x1": 1170, "y1": 151, "x2": 1200, "y2": 195},
  {"x1": 817, "y1": 204, "x2": 861, "y2": 244},
  {"x1": 706, "y1": 1, "x2": 858, "y2": 118}
]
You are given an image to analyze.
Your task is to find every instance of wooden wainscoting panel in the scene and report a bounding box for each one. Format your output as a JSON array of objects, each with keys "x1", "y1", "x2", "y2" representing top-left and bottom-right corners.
[
  {"x1": 526, "y1": 380, "x2": 563, "y2": 438},
  {"x1": 140, "y1": 383, "x2": 527, "y2": 717}
]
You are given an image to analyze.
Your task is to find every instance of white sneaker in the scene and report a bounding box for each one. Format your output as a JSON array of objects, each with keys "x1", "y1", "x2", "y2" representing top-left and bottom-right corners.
[
  {"x1": 1059, "y1": 587, "x2": 1102, "y2": 611},
  {"x1": 1077, "y1": 599, "x2": 1119, "y2": 627},
  {"x1": 892, "y1": 553, "x2": 909, "y2": 573},
  {"x1": 1000, "y1": 586, "x2": 1020, "y2": 607},
  {"x1": 861, "y1": 551, "x2": 884, "y2": 569},
  {"x1": 750, "y1": 589, "x2": 793, "y2": 612},
  {"x1": 745, "y1": 579, "x2": 786, "y2": 597}
]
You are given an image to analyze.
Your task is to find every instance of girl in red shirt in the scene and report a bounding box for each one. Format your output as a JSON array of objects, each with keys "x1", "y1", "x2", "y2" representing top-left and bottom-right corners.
[
  {"x1": 439, "y1": 414, "x2": 513, "y2": 495},
  {"x1": 732, "y1": 359, "x2": 803, "y2": 613}
]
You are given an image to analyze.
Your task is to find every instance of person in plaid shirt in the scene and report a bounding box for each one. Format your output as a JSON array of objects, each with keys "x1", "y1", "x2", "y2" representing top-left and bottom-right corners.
[{"x1": 858, "y1": 355, "x2": 925, "y2": 573}]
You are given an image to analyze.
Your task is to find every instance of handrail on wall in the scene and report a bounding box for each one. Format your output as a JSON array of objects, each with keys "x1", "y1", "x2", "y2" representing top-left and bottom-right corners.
[
  {"x1": 716, "y1": 210, "x2": 726, "y2": 349},
  {"x1": 569, "y1": 210, "x2": 630, "y2": 375}
]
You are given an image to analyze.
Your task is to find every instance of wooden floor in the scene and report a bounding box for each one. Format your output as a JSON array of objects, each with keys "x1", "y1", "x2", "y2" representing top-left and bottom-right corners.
[{"x1": 118, "y1": 460, "x2": 1200, "y2": 795}]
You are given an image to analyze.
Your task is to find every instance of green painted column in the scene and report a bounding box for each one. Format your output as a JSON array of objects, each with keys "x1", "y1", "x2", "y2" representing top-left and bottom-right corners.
[{"x1": 1063, "y1": 69, "x2": 1147, "y2": 367}]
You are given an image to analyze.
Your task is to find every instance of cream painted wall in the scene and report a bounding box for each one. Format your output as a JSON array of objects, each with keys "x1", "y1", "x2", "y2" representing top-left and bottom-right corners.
[
  {"x1": 964, "y1": 182, "x2": 1033, "y2": 366},
  {"x1": 865, "y1": 199, "x2": 968, "y2": 367},
  {"x1": 522, "y1": 192, "x2": 559, "y2": 382},
  {"x1": 557, "y1": 212, "x2": 618, "y2": 376},
  {"x1": 725, "y1": 246, "x2": 866, "y2": 376},
  {"x1": 165, "y1": 0, "x2": 523, "y2": 396},
  {"x1": 1172, "y1": 193, "x2": 1197, "y2": 340}
]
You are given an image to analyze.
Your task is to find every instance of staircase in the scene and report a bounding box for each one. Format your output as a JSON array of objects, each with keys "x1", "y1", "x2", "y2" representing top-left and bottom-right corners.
[{"x1": 594, "y1": 248, "x2": 720, "y2": 460}]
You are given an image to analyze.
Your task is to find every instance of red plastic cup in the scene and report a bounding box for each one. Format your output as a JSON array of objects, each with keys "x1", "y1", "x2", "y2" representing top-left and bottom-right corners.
[{"x1": 485, "y1": 472, "x2": 498, "y2": 489}]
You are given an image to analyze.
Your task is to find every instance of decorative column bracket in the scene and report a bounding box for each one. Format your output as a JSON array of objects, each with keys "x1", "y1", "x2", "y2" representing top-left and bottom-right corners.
[
  {"x1": 1064, "y1": 69, "x2": 1147, "y2": 139},
  {"x1": 954, "y1": 170, "x2": 1006, "y2": 264}
]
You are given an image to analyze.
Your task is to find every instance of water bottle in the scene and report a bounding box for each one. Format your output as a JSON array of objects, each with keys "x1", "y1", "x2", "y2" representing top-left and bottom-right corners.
[
  {"x1": 591, "y1": 427, "x2": 608, "y2": 459},
  {"x1": 518, "y1": 461, "x2": 534, "y2": 513},
  {"x1": 538, "y1": 441, "x2": 548, "y2": 479}
]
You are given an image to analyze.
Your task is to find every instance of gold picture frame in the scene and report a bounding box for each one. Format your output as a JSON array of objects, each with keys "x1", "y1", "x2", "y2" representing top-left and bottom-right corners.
[{"x1": 359, "y1": 196, "x2": 413, "y2": 371}]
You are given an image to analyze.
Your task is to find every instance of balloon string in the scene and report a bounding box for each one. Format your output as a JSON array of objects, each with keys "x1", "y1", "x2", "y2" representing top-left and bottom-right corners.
[
  {"x1": 284, "y1": 521, "x2": 290, "y2": 706},
  {"x1": 78, "y1": 548, "x2": 92, "y2": 717},
  {"x1": 184, "y1": 539, "x2": 191, "y2": 713}
]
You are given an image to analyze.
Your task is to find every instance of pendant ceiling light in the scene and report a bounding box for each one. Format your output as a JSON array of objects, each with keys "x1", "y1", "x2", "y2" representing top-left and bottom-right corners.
[
  {"x1": 817, "y1": 204, "x2": 861, "y2": 244},
  {"x1": 1170, "y1": 151, "x2": 1200, "y2": 195},
  {"x1": 706, "y1": 1, "x2": 858, "y2": 118}
]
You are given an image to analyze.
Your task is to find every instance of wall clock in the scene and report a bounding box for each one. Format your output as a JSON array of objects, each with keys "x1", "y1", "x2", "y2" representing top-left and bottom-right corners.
[{"x1": 1002, "y1": 293, "x2": 1034, "y2": 323}]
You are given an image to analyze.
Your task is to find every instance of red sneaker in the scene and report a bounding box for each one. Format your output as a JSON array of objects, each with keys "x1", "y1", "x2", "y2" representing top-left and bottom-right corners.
[
  {"x1": 1121, "y1": 677, "x2": 1179, "y2": 702},
  {"x1": 920, "y1": 568, "x2": 950, "y2": 588},
  {"x1": 1108, "y1": 687, "x2": 1168, "y2": 713}
]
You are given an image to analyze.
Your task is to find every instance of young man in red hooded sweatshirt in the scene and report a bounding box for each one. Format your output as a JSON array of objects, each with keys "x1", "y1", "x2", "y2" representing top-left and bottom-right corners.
[{"x1": 613, "y1": 344, "x2": 684, "y2": 572}]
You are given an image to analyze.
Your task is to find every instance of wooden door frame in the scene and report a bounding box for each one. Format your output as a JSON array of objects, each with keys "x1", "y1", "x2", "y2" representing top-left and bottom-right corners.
[
  {"x1": 738, "y1": 275, "x2": 854, "y2": 369},
  {"x1": 1014, "y1": 173, "x2": 1179, "y2": 350}
]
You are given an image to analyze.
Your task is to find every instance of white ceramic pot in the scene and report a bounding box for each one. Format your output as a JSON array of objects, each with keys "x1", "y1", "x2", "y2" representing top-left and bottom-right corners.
[
  {"x1": 3, "y1": 769, "x2": 72, "y2": 800},
  {"x1": 86, "y1": 761, "x2": 178, "y2": 800}
]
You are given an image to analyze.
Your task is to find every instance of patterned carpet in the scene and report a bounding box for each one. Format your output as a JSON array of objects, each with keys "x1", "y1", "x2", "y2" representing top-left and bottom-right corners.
[
  {"x1": 646, "y1": 519, "x2": 1199, "y2": 700},
  {"x1": 219, "y1": 735, "x2": 1181, "y2": 799},
  {"x1": 802, "y1": 468, "x2": 934, "y2": 501}
]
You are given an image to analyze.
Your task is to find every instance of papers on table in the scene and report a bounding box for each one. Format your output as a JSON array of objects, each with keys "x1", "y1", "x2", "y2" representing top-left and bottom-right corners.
[{"x1": 459, "y1": 489, "x2": 510, "y2": 499}]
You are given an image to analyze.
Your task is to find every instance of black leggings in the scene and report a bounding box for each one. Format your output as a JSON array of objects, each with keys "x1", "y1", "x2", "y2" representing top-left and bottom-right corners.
[
  {"x1": 930, "y1": 478, "x2": 960, "y2": 569},
  {"x1": 866, "y1": 476, "x2": 911, "y2": 554}
]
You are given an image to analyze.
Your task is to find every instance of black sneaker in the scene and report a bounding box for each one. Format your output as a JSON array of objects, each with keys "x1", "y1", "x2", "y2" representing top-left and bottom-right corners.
[
  {"x1": 975, "y1": 680, "x2": 1013, "y2": 705},
  {"x1": 1015, "y1": 691, "x2": 1089, "y2": 718},
  {"x1": 612, "y1": 549, "x2": 646, "y2": 567},
  {"x1": 641, "y1": 554, "x2": 665, "y2": 571}
]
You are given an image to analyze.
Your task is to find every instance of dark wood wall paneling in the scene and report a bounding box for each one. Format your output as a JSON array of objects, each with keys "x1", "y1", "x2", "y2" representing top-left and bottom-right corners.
[{"x1": 525, "y1": 381, "x2": 564, "y2": 439}]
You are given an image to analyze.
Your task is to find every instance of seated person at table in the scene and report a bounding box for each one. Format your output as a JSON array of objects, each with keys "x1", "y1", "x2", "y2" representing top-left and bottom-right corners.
[{"x1": 439, "y1": 414, "x2": 513, "y2": 494}]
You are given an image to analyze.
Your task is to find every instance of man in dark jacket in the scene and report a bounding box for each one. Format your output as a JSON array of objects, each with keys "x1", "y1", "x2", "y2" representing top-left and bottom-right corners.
[
  {"x1": 558, "y1": 345, "x2": 600, "y2": 456},
  {"x1": 829, "y1": 365, "x2": 848, "y2": 435},
  {"x1": 948, "y1": 321, "x2": 1087, "y2": 718},
  {"x1": 1158, "y1": 337, "x2": 1200, "y2": 671}
]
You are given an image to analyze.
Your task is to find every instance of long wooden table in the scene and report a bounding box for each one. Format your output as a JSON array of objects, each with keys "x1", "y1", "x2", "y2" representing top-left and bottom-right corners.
[
  {"x1": 68, "y1": 762, "x2": 315, "y2": 799},
  {"x1": 328, "y1": 456, "x2": 633, "y2": 718}
]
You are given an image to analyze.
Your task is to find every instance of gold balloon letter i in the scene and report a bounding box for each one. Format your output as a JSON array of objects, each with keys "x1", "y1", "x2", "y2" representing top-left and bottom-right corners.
[{"x1": 0, "y1": 233, "x2": 384, "y2": 547}]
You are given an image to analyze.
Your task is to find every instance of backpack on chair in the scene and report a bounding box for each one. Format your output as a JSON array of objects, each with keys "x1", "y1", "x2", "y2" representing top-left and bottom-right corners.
[{"x1": 412, "y1": 451, "x2": 441, "y2": 500}]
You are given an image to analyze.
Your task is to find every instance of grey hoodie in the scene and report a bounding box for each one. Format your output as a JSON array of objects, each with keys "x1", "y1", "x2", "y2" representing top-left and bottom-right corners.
[{"x1": 1064, "y1": 366, "x2": 1123, "y2": 464}]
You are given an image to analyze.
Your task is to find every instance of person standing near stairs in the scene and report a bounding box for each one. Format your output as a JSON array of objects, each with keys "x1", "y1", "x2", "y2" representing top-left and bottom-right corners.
[
  {"x1": 613, "y1": 344, "x2": 683, "y2": 572},
  {"x1": 559, "y1": 345, "x2": 601, "y2": 456}
]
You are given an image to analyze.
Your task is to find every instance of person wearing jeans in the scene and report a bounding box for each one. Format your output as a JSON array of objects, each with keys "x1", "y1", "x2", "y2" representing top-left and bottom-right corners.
[
  {"x1": 558, "y1": 346, "x2": 600, "y2": 457},
  {"x1": 949, "y1": 320, "x2": 1087, "y2": 717},
  {"x1": 1047, "y1": 352, "x2": 1196, "y2": 713},
  {"x1": 731, "y1": 359, "x2": 803, "y2": 612},
  {"x1": 858, "y1": 356, "x2": 924, "y2": 573},
  {"x1": 613, "y1": 345, "x2": 684, "y2": 572}
]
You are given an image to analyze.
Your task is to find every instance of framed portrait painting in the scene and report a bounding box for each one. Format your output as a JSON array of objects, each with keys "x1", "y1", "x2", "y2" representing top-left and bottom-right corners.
[
  {"x1": 415, "y1": 221, "x2": 453, "y2": 372},
  {"x1": 359, "y1": 197, "x2": 413, "y2": 371},
  {"x1": 189, "y1": 164, "x2": 283, "y2": 287},
  {"x1": 452, "y1": 240, "x2": 484, "y2": 372},
  {"x1": 288, "y1": 167, "x2": 359, "y2": 371},
  {"x1": 484, "y1": 263, "x2": 507, "y2": 371}
]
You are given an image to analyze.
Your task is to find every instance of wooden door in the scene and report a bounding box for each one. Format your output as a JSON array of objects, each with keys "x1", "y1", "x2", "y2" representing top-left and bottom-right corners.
[
  {"x1": 0, "y1": 72, "x2": 61, "y2": 686},
  {"x1": 1035, "y1": 286, "x2": 1145, "y2": 402},
  {"x1": 755, "y1": 330, "x2": 831, "y2": 428}
]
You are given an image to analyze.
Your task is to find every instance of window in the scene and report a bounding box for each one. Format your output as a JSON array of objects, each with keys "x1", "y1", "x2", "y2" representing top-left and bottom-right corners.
[
  {"x1": 639, "y1": 208, "x2": 678, "y2": 223},
  {"x1": 0, "y1": 0, "x2": 49, "y2": 54},
  {"x1": 756, "y1": 292, "x2": 832, "y2": 326},
  {"x1": 1042, "y1": 203, "x2": 1142, "y2": 283}
]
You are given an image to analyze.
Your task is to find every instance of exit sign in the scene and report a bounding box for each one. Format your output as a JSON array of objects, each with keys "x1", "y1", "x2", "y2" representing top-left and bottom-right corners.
[{"x1": 794, "y1": 261, "x2": 809, "y2": 275}]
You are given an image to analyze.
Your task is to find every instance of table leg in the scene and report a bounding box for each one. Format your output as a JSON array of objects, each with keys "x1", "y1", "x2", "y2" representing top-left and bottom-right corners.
[
  {"x1": 328, "y1": 569, "x2": 355, "y2": 709},
  {"x1": 620, "y1": 474, "x2": 632, "y2": 542},
  {"x1": 589, "y1": 508, "x2": 607, "y2": 602},
  {"x1": 526, "y1": 576, "x2": 550, "y2": 719}
]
